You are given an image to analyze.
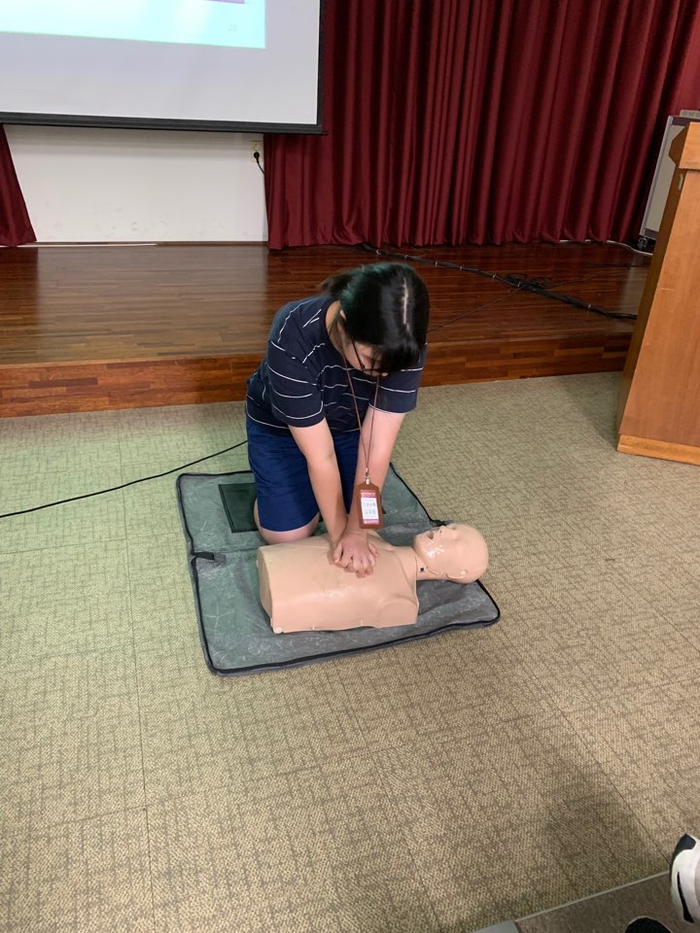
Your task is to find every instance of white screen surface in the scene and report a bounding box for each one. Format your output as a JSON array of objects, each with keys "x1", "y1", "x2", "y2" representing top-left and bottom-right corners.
[{"x1": 0, "y1": 0, "x2": 322, "y2": 131}]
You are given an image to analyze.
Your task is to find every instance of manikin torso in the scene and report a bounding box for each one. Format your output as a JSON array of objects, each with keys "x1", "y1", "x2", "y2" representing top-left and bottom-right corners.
[
  {"x1": 257, "y1": 524, "x2": 489, "y2": 634},
  {"x1": 258, "y1": 534, "x2": 419, "y2": 633}
]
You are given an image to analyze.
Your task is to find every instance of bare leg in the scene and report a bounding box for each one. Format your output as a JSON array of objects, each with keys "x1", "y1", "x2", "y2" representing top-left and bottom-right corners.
[{"x1": 253, "y1": 500, "x2": 319, "y2": 544}]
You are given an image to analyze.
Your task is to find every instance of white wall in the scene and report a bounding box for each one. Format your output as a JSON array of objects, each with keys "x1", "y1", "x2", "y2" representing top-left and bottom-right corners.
[{"x1": 5, "y1": 124, "x2": 267, "y2": 242}]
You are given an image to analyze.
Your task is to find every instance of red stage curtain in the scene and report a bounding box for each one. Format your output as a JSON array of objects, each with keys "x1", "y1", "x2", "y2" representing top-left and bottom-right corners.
[
  {"x1": 0, "y1": 127, "x2": 35, "y2": 247},
  {"x1": 265, "y1": 0, "x2": 700, "y2": 249}
]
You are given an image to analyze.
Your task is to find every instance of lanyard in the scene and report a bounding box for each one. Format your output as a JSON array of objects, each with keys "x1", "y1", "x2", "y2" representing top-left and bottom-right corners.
[
  {"x1": 342, "y1": 357, "x2": 380, "y2": 483},
  {"x1": 342, "y1": 357, "x2": 383, "y2": 529}
]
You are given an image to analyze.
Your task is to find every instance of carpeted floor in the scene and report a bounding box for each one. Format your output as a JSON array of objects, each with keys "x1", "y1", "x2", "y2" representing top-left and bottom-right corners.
[{"x1": 1, "y1": 372, "x2": 698, "y2": 933}]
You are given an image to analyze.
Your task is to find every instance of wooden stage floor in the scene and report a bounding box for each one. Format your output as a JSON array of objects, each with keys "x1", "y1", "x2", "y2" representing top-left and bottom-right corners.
[{"x1": 0, "y1": 242, "x2": 648, "y2": 417}]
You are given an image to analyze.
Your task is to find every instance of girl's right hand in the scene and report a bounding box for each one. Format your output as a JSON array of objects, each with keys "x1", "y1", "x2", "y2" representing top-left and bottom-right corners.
[{"x1": 332, "y1": 529, "x2": 378, "y2": 578}]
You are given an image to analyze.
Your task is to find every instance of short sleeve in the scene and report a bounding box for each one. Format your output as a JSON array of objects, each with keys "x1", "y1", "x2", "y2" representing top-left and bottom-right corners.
[{"x1": 266, "y1": 340, "x2": 325, "y2": 427}]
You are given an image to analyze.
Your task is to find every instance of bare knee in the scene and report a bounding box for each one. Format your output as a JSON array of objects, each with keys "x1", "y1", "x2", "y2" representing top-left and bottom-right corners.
[{"x1": 254, "y1": 501, "x2": 319, "y2": 544}]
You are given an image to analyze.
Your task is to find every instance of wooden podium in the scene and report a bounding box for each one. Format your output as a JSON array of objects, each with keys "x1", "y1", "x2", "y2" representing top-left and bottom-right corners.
[{"x1": 617, "y1": 121, "x2": 700, "y2": 466}]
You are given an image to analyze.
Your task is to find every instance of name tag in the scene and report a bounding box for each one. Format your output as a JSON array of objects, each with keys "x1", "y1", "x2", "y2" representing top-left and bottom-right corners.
[{"x1": 358, "y1": 482, "x2": 383, "y2": 529}]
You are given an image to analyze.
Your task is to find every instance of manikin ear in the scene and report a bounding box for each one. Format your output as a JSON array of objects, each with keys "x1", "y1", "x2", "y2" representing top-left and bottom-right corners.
[{"x1": 444, "y1": 568, "x2": 468, "y2": 581}]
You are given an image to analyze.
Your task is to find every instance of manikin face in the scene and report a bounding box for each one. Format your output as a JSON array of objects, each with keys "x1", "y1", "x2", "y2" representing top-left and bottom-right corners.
[{"x1": 413, "y1": 524, "x2": 489, "y2": 581}]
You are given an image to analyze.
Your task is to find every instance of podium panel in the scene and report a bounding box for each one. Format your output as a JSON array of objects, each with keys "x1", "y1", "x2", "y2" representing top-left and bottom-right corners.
[{"x1": 617, "y1": 122, "x2": 700, "y2": 466}]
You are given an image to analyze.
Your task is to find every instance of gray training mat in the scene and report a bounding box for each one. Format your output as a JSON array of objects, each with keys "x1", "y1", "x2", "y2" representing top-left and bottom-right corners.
[{"x1": 176, "y1": 465, "x2": 500, "y2": 676}]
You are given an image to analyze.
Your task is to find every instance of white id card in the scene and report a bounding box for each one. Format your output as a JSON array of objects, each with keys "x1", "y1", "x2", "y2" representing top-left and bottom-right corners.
[{"x1": 358, "y1": 483, "x2": 383, "y2": 529}]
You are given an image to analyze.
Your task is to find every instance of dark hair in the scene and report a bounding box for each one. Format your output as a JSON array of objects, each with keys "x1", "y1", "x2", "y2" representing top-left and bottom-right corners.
[{"x1": 320, "y1": 262, "x2": 429, "y2": 373}]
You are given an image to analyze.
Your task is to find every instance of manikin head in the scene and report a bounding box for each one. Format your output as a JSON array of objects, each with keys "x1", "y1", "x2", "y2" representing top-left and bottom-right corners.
[{"x1": 412, "y1": 523, "x2": 489, "y2": 583}]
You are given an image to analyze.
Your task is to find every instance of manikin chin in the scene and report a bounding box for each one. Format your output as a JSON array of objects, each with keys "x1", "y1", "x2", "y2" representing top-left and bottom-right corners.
[{"x1": 257, "y1": 523, "x2": 488, "y2": 634}]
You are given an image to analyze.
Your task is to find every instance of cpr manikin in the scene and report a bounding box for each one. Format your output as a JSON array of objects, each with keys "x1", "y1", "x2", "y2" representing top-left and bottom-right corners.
[{"x1": 258, "y1": 524, "x2": 488, "y2": 634}]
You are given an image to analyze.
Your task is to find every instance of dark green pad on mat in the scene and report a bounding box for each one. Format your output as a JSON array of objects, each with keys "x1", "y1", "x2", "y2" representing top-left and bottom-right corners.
[{"x1": 177, "y1": 466, "x2": 500, "y2": 676}]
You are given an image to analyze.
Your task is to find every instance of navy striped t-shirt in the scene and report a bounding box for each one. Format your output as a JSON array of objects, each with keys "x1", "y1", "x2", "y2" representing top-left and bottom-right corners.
[{"x1": 246, "y1": 296, "x2": 426, "y2": 433}]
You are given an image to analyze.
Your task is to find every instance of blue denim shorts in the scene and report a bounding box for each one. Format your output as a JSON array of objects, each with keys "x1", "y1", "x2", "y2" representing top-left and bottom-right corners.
[{"x1": 246, "y1": 417, "x2": 360, "y2": 532}]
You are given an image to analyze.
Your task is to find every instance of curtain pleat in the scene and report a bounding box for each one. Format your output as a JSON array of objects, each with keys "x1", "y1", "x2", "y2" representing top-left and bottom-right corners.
[
  {"x1": 265, "y1": 0, "x2": 700, "y2": 249},
  {"x1": 0, "y1": 127, "x2": 35, "y2": 247}
]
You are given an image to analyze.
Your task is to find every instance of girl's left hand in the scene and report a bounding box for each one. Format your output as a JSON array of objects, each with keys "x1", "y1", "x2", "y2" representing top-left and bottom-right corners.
[{"x1": 333, "y1": 530, "x2": 379, "y2": 578}]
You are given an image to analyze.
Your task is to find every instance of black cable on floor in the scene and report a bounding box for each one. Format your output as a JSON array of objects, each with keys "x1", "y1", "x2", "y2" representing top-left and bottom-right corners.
[
  {"x1": 0, "y1": 438, "x2": 249, "y2": 520},
  {"x1": 355, "y1": 242, "x2": 638, "y2": 321}
]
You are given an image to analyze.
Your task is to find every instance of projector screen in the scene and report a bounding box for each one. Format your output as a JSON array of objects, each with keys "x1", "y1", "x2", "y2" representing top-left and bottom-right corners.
[{"x1": 0, "y1": 0, "x2": 323, "y2": 132}]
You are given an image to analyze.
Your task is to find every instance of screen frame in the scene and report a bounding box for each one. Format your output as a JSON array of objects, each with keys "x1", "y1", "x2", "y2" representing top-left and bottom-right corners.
[{"x1": 0, "y1": 0, "x2": 325, "y2": 135}]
